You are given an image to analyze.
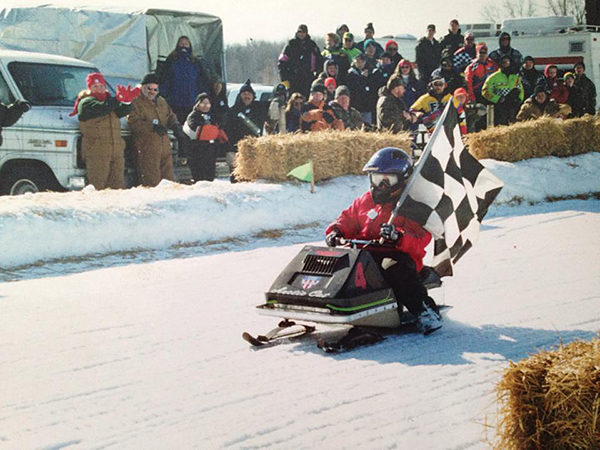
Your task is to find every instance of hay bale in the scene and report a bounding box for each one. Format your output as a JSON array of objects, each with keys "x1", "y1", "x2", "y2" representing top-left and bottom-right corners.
[
  {"x1": 559, "y1": 116, "x2": 600, "y2": 156},
  {"x1": 466, "y1": 118, "x2": 568, "y2": 162},
  {"x1": 233, "y1": 130, "x2": 412, "y2": 182},
  {"x1": 494, "y1": 338, "x2": 600, "y2": 450}
]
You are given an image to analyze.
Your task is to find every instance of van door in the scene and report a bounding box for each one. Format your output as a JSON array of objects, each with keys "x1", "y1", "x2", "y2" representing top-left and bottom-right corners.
[{"x1": 0, "y1": 68, "x2": 22, "y2": 153}]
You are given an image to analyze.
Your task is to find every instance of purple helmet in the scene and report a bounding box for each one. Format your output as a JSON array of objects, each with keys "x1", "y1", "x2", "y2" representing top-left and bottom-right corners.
[{"x1": 363, "y1": 147, "x2": 413, "y2": 204}]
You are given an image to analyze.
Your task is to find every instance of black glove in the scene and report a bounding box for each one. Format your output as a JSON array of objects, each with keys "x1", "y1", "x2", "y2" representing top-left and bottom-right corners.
[
  {"x1": 323, "y1": 111, "x2": 335, "y2": 124},
  {"x1": 15, "y1": 100, "x2": 31, "y2": 113},
  {"x1": 325, "y1": 229, "x2": 343, "y2": 247},
  {"x1": 380, "y1": 223, "x2": 402, "y2": 243},
  {"x1": 153, "y1": 123, "x2": 168, "y2": 136}
]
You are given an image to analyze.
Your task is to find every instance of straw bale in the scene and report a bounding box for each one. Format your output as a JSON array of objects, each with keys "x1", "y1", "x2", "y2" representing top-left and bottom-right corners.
[
  {"x1": 494, "y1": 338, "x2": 600, "y2": 450},
  {"x1": 558, "y1": 116, "x2": 600, "y2": 156},
  {"x1": 466, "y1": 119, "x2": 568, "y2": 162},
  {"x1": 233, "y1": 130, "x2": 412, "y2": 182}
]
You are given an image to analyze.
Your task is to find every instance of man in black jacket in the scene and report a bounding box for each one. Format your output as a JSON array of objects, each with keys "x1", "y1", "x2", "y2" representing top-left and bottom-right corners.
[
  {"x1": 0, "y1": 100, "x2": 30, "y2": 147},
  {"x1": 440, "y1": 19, "x2": 464, "y2": 58},
  {"x1": 415, "y1": 24, "x2": 442, "y2": 91},
  {"x1": 376, "y1": 75, "x2": 412, "y2": 133},
  {"x1": 519, "y1": 56, "x2": 545, "y2": 100},
  {"x1": 278, "y1": 24, "x2": 322, "y2": 99},
  {"x1": 573, "y1": 61, "x2": 596, "y2": 116},
  {"x1": 225, "y1": 80, "x2": 266, "y2": 182}
]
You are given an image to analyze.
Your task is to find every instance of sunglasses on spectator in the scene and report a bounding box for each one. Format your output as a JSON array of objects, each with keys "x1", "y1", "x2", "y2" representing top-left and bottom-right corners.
[
  {"x1": 388, "y1": 47, "x2": 398, "y2": 51},
  {"x1": 466, "y1": 38, "x2": 475, "y2": 41},
  {"x1": 432, "y1": 81, "x2": 445, "y2": 87},
  {"x1": 401, "y1": 65, "x2": 411, "y2": 69},
  {"x1": 146, "y1": 87, "x2": 159, "y2": 91}
]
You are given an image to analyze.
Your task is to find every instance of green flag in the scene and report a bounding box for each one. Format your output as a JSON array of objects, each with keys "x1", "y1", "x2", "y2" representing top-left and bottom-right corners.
[{"x1": 287, "y1": 160, "x2": 313, "y2": 182}]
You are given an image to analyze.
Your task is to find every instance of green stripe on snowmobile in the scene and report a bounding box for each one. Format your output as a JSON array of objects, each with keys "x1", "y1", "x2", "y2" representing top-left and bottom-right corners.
[{"x1": 326, "y1": 290, "x2": 395, "y2": 312}]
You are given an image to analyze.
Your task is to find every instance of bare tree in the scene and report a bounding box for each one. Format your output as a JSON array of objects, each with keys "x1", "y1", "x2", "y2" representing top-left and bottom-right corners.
[
  {"x1": 545, "y1": 0, "x2": 586, "y2": 23},
  {"x1": 226, "y1": 39, "x2": 284, "y2": 85},
  {"x1": 481, "y1": 0, "x2": 539, "y2": 23},
  {"x1": 481, "y1": 0, "x2": 586, "y2": 24}
]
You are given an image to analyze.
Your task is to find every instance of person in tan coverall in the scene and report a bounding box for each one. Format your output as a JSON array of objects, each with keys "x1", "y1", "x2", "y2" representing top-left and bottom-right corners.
[
  {"x1": 71, "y1": 72, "x2": 135, "y2": 190},
  {"x1": 127, "y1": 73, "x2": 186, "y2": 187}
]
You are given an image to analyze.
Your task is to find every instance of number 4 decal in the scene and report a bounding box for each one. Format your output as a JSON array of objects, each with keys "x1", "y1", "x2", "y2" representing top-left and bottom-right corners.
[{"x1": 354, "y1": 262, "x2": 367, "y2": 289}]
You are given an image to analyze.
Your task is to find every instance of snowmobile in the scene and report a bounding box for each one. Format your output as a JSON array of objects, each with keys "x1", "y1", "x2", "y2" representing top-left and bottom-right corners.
[{"x1": 243, "y1": 239, "x2": 447, "y2": 352}]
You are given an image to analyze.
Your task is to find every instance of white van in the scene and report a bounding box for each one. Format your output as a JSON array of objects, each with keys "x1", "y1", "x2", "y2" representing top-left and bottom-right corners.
[
  {"x1": 0, "y1": 49, "x2": 190, "y2": 195},
  {"x1": 0, "y1": 49, "x2": 96, "y2": 194}
]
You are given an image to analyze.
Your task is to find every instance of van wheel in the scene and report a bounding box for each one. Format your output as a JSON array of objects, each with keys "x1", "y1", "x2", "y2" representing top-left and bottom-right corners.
[{"x1": 1, "y1": 169, "x2": 50, "y2": 195}]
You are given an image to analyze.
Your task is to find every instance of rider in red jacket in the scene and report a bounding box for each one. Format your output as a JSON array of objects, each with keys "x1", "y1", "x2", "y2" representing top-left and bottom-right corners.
[{"x1": 325, "y1": 147, "x2": 442, "y2": 335}]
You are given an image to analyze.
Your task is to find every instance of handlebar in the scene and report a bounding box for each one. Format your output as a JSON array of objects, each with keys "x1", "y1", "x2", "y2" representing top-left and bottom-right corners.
[{"x1": 336, "y1": 238, "x2": 391, "y2": 249}]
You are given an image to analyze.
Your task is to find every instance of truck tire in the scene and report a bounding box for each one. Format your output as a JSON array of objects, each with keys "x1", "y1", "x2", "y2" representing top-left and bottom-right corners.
[{"x1": 1, "y1": 168, "x2": 51, "y2": 195}]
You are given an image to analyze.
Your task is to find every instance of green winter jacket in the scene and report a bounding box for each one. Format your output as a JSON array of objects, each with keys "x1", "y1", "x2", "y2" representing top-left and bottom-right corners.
[
  {"x1": 482, "y1": 70, "x2": 524, "y2": 104},
  {"x1": 339, "y1": 46, "x2": 363, "y2": 65}
]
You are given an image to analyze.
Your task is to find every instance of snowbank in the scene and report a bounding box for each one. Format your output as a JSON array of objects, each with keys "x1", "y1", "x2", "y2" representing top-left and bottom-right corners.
[{"x1": 1, "y1": 153, "x2": 599, "y2": 269}]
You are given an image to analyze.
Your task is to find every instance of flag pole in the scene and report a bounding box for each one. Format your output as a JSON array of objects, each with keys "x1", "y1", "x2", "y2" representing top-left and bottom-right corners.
[
  {"x1": 310, "y1": 160, "x2": 315, "y2": 194},
  {"x1": 395, "y1": 99, "x2": 454, "y2": 213},
  {"x1": 379, "y1": 99, "x2": 455, "y2": 243}
]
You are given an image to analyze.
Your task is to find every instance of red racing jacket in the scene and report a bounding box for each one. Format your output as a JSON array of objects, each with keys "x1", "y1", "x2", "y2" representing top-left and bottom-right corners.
[{"x1": 325, "y1": 191, "x2": 432, "y2": 272}]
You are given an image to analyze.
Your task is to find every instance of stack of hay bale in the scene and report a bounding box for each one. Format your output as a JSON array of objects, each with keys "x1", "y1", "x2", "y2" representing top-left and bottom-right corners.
[
  {"x1": 233, "y1": 130, "x2": 412, "y2": 182},
  {"x1": 494, "y1": 337, "x2": 600, "y2": 449},
  {"x1": 467, "y1": 116, "x2": 600, "y2": 162}
]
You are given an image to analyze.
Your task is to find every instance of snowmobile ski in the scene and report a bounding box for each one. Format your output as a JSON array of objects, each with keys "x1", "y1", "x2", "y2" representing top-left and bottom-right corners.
[
  {"x1": 242, "y1": 319, "x2": 315, "y2": 348},
  {"x1": 317, "y1": 327, "x2": 386, "y2": 353}
]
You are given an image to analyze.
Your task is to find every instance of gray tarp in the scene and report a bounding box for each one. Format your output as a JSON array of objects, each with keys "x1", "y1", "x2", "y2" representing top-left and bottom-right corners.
[{"x1": 0, "y1": 6, "x2": 224, "y2": 82}]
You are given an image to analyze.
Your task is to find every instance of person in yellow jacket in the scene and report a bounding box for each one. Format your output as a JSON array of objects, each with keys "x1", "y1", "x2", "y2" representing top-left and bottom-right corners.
[
  {"x1": 482, "y1": 54, "x2": 524, "y2": 126},
  {"x1": 71, "y1": 73, "x2": 137, "y2": 190},
  {"x1": 409, "y1": 75, "x2": 452, "y2": 133},
  {"x1": 127, "y1": 73, "x2": 186, "y2": 187}
]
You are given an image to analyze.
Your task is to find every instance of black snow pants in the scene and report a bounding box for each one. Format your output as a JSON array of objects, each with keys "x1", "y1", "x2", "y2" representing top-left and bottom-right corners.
[
  {"x1": 370, "y1": 251, "x2": 429, "y2": 317},
  {"x1": 188, "y1": 142, "x2": 217, "y2": 182}
]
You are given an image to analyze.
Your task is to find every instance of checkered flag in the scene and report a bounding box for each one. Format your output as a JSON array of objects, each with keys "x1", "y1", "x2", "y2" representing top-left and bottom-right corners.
[{"x1": 394, "y1": 100, "x2": 503, "y2": 277}]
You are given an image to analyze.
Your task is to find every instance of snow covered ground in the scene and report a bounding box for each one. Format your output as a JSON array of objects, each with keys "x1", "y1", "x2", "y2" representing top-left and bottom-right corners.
[
  {"x1": 1, "y1": 153, "x2": 599, "y2": 449},
  {"x1": 1, "y1": 152, "x2": 599, "y2": 273}
]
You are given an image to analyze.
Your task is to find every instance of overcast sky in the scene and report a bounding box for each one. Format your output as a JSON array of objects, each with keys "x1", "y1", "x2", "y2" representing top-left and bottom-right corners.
[{"x1": 5, "y1": 0, "x2": 551, "y2": 44}]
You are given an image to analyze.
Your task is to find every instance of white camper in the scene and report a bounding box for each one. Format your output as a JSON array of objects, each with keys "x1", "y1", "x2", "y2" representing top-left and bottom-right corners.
[{"x1": 463, "y1": 16, "x2": 600, "y2": 89}]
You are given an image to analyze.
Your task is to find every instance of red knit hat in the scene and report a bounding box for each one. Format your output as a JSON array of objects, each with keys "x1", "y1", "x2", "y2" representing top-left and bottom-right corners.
[
  {"x1": 324, "y1": 77, "x2": 337, "y2": 89},
  {"x1": 86, "y1": 72, "x2": 106, "y2": 89},
  {"x1": 69, "y1": 72, "x2": 108, "y2": 117},
  {"x1": 385, "y1": 40, "x2": 398, "y2": 50},
  {"x1": 476, "y1": 43, "x2": 487, "y2": 53}
]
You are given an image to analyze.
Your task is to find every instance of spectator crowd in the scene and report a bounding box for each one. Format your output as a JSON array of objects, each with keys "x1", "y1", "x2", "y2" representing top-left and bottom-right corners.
[
  {"x1": 273, "y1": 20, "x2": 596, "y2": 140},
  {"x1": 56, "y1": 21, "x2": 599, "y2": 190}
]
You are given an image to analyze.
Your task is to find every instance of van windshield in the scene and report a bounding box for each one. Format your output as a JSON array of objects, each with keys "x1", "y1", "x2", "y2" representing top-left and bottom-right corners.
[{"x1": 8, "y1": 62, "x2": 98, "y2": 107}]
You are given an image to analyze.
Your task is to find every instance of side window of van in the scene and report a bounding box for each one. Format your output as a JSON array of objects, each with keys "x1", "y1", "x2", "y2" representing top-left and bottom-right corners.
[{"x1": 0, "y1": 72, "x2": 14, "y2": 105}]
